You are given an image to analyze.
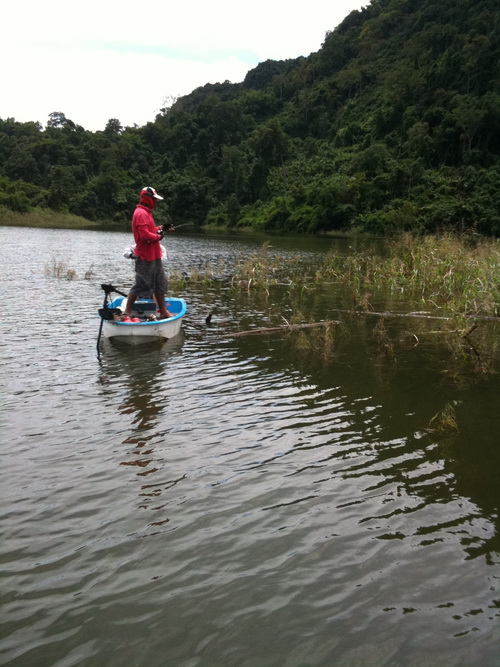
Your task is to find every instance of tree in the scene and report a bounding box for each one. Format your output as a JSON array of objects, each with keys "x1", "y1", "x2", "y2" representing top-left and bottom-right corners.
[
  {"x1": 47, "y1": 165, "x2": 78, "y2": 210},
  {"x1": 104, "y1": 119, "x2": 123, "y2": 137},
  {"x1": 452, "y1": 95, "x2": 487, "y2": 153},
  {"x1": 250, "y1": 119, "x2": 288, "y2": 168},
  {"x1": 220, "y1": 145, "x2": 247, "y2": 198},
  {"x1": 47, "y1": 112, "x2": 75, "y2": 130},
  {"x1": 227, "y1": 194, "x2": 241, "y2": 227},
  {"x1": 5, "y1": 141, "x2": 40, "y2": 182}
]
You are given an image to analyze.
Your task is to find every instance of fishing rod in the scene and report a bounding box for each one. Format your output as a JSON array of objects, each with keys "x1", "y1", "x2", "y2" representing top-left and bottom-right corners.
[{"x1": 162, "y1": 222, "x2": 197, "y2": 232}]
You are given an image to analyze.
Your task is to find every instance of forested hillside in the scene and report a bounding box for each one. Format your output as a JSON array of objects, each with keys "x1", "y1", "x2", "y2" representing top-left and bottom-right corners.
[{"x1": 1, "y1": 0, "x2": 499, "y2": 234}]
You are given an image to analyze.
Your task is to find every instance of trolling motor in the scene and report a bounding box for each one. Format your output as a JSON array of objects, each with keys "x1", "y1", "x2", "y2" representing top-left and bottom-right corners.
[
  {"x1": 101, "y1": 283, "x2": 127, "y2": 297},
  {"x1": 97, "y1": 284, "x2": 129, "y2": 355},
  {"x1": 98, "y1": 284, "x2": 128, "y2": 320}
]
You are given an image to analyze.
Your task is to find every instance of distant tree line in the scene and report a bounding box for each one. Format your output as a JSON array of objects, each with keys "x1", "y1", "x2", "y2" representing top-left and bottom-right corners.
[{"x1": 1, "y1": 0, "x2": 499, "y2": 235}]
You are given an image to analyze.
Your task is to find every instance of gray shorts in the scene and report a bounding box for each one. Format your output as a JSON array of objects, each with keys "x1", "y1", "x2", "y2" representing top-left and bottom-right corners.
[{"x1": 129, "y1": 258, "x2": 168, "y2": 298}]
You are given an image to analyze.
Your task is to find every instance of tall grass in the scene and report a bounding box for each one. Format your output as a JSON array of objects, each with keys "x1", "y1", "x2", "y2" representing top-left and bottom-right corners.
[
  {"x1": 231, "y1": 241, "x2": 315, "y2": 290},
  {"x1": 44, "y1": 258, "x2": 94, "y2": 281},
  {"x1": 226, "y1": 234, "x2": 499, "y2": 318},
  {"x1": 323, "y1": 233, "x2": 500, "y2": 317},
  {"x1": 221, "y1": 235, "x2": 499, "y2": 381},
  {"x1": 44, "y1": 258, "x2": 77, "y2": 280},
  {"x1": 426, "y1": 400, "x2": 461, "y2": 436}
]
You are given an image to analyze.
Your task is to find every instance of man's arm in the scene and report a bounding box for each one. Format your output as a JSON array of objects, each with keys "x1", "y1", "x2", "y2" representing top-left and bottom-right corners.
[{"x1": 134, "y1": 210, "x2": 162, "y2": 243}]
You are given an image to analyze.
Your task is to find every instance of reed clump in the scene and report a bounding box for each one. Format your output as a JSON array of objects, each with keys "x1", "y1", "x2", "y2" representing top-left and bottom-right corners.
[
  {"x1": 45, "y1": 258, "x2": 77, "y2": 280},
  {"x1": 324, "y1": 233, "x2": 500, "y2": 317},
  {"x1": 440, "y1": 318, "x2": 497, "y2": 382},
  {"x1": 292, "y1": 319, "x2": 348, "y2": 361},
  {"x1": 168, "y1": 260, "x2": 228, "y2": 289},
  {"x1": 232, "y1": 242, "x2": 280, "y2": 290},
  {"x1": 231, "y1": 242, "x2": 311, "y2": 291},
  {"x1": 372, "y1": 318, "x2": 396, "y2": 363},
  {"x1": 426, "y1": 400, "x2": 461, "y2": 436},
  {"x1": 44, "y1": 259, "x2": 94, "y2": 281},
  {"x1": 228, "y1": 234, "x2": 499, "y2": 320}
]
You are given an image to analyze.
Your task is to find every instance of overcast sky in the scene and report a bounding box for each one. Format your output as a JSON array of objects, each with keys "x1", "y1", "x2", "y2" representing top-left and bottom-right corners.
[{"x1": 3, "y1": 0, "x2": 366, "y2": 132}]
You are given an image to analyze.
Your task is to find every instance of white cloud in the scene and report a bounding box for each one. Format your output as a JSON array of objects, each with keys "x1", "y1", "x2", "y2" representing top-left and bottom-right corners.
[{"x1": 2, "y1": 0, "x2": 366, "y2": 131}]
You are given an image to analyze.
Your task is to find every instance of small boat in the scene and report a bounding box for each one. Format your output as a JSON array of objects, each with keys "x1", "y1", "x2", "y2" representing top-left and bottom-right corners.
[{"x1": 97, "y1": 284, "x2": 186, "y2": 346}]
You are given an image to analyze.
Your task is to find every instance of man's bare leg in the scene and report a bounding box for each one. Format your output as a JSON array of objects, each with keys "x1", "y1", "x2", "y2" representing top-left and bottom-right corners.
[
  {"x1": 155, "y1": 293, "x2": 172, "y2": 319},
  {"x1": 124, "y1": 293, "x2": 137, "y2": 316}
]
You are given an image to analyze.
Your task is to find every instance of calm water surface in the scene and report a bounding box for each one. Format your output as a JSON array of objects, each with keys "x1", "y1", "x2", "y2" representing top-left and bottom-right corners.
[{"x1": 1, "y1": 227, "x2": 499, "y2": 666}]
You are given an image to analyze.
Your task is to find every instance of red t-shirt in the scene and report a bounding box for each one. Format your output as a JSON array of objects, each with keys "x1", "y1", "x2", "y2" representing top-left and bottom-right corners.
[{"x1": 132, "y1": 205, "x2": 162, "y2": 261}]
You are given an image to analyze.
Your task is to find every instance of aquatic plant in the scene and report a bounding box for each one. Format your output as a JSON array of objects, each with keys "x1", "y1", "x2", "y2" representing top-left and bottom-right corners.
[
  {"x1": 372, "y1": 318, "x2": 396, "y2": 364},
  {"x1": 168, "y1": 259, "x2": 229, "y2": 290},
  {"x1": 426, "y1": 400, "x2": 461, "y2": 436},
  {"x1": 440, "y1": 319, "x2": 497, "y2": 383},
  {"x1": 230, "y1": 242, "x2": 313, "y2": 291},
  {"x1": 323, "y1": 233, "x2": 500, "y2": 317},
  {"x1": 167, "y1": 235, "x2": 499, "y2": 380},
  {"x1": 231, "y1": 242, "x2": 280, "y2": 290},
  {"x1": 227, "y1": 235, "x2": 499, "y2": 320},
  {"x1": 45, "y1": 257, "x2": 77, "y2": 280}
]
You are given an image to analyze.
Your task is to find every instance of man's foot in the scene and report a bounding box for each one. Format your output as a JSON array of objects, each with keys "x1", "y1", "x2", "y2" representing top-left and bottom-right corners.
[{"x1": 158, "y1": 311, "x2": 173, "y2": 320}]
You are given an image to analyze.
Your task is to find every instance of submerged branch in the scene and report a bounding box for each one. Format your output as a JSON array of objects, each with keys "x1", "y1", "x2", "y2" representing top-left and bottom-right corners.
[
  {"x1": 223, "y1": 320, "x2": 340, "y2": 337},
  {"x1": 335, "y1": 309, "x2": 499, "y2": 322}
]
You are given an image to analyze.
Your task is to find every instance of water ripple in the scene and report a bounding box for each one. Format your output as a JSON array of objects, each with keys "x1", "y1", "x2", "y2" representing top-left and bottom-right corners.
[{"x1": 2, "y1": 227, "x2": 499, "y2": 666}]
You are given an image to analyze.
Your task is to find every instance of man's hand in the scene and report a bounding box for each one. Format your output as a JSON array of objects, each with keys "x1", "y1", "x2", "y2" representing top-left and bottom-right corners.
[{"x1": 157, "y1": 229, "x2": 164, "y2": 240}]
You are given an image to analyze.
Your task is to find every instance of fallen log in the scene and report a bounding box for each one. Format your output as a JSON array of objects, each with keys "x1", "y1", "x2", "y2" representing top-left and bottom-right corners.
[{"x1": 224, "y1": 320, "x2": 339, "y2": 338}]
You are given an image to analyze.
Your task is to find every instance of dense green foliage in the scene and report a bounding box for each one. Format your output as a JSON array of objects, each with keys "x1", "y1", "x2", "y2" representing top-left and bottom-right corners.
[{"x1": 1, "y1": 0, "x2": 499, "y2": 234}]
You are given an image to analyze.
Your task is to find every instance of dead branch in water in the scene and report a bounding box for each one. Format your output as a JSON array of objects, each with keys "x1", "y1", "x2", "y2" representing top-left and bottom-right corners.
[
  {"x1": 336, "y1": 309, "x2": 499, "y2": 322},
  {"x1": 223, "y1": 320, "x2": 340, "y2": 338},
  {"x1": 221, "y1": 310, "x2": 497, "y2": 339}
]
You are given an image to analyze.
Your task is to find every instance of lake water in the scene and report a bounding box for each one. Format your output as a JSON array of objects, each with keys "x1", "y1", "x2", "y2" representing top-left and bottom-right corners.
[{"x1": 1, "y1": 226, "x2": 499, "y2": 666}]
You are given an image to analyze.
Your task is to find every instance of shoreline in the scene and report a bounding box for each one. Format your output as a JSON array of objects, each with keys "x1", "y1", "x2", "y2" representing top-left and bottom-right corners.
[{"x1": 0, "y1": 209, "x2": 124, "y2": 231}]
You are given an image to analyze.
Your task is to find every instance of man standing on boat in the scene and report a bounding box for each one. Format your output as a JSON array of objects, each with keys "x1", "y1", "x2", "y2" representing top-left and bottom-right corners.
[{"x1": 122, "y1": 186, "x2": 172, "y2": 321}]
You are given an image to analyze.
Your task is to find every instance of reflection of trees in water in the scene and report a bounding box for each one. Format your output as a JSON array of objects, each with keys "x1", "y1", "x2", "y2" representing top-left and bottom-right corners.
[
  {"x1": 440, "y1": 396, "x2": 500, "y2": 562},
  {"x1": 229, "y1": 318, "x2": 500, "y2": 562}
]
